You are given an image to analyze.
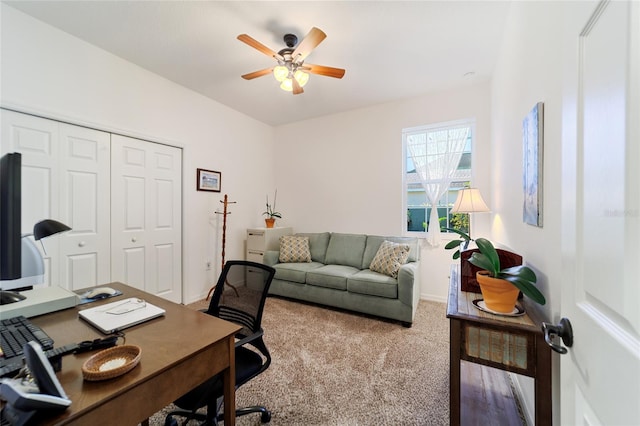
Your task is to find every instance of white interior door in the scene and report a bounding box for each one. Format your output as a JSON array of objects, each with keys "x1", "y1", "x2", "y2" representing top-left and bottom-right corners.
[
  {"x1": 1, "y1": 109, "x2": 60, "y2": 287},
  {"x1": 111, "y1": 134, "x2": 182, "y2": 303},
  {"x1": 58, "y1": 123, "x2": 111, "y2": 290},
  {"x1": 561, "y1": 1, "x2": 640, "y2": 424}
]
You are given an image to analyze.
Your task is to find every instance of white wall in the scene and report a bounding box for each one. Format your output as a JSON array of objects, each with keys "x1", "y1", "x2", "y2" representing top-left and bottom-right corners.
[
  {"x1": 274, "y1": 82, "x2": 493, "y2": 301},
  {"x1": 1, "y1": 4, "x2": 276, "y2": 303},
  {"x1": 490, "y1": 2, "x2": 581, "y2": 424}
]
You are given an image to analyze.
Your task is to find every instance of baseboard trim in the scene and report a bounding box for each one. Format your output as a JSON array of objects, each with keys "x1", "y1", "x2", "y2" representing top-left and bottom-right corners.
[
  {"x1": 509, "y1": 373, "x2": 534, "y2": 426},
  {"x1": 420, "y1": 293, "x2": 447, "y2": 303}
]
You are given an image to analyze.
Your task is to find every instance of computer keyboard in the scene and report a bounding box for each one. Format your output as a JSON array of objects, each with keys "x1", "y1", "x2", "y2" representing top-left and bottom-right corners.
[
  {"x1": 0, "y1": 315, "x2": 117, "y2": 378},
  {"x1": 0, "y1": 315, "x2": 54, "y2": 359},
  {"x1": 1, "y1": 315, "x2": 55, "y2": 376}
]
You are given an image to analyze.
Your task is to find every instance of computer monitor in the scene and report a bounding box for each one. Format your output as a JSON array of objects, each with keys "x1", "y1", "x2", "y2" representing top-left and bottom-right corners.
[
  {"x1": 0, "y1": 152, "x2": 23, "y2": 283},
  {"x1": 0, "y1": 153, "x2": 46, "y2": 302}
]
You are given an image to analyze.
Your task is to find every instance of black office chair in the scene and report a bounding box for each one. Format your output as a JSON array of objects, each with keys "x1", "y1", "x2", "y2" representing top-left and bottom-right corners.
[{"x1": 164, "y1": 260, "x2": 276, "y2": 426}]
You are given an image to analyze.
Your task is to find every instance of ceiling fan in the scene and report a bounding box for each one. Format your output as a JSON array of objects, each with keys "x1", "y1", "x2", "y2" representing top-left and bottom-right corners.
[{"x1": 237, "y1": 27, "x2": 345, "y2": 95}]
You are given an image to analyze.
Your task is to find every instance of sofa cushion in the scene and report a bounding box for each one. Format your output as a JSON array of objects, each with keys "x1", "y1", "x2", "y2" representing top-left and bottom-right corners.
[
  {"x1": 295, "y1": 232, "x2": 331, "y2": 263},
  {"x1": 273, "y1": 262, "x2": 325, "y2": 284},
  {"x1": 347, "y1": 270, "x2": 398, "y2": 299},
  {"x1": 306, "y1": 264, "x2": 359, "y2": 290},
  {"x1": 368, "y1": 240, "x2": 410, "y2": 278},
  {"x1": 362, "y1": 235, "x2": 419, "y2": 269},
  {"x1": 324, "y1": 233, "x2": 367, "y2": 269},
  {"x1": 279, "y1": 235, "x2": 312, "y2": 263}
]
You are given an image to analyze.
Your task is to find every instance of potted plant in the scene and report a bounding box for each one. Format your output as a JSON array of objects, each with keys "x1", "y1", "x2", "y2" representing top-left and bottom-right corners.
[
  {"x1": 468, "y1": 238, "x2": 546, "y2": 313},
  {"x1": 262, "y1": 190, "x2": 281, "y2": 228}
]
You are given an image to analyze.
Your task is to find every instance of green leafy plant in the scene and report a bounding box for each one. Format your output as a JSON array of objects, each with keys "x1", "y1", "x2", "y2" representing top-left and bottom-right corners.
[
  {"x1": 262, "y1": 190, "x2": 282, "y2": 219},
  {"x1": 443, "y1": 228, "x2": 473, "y2": 259},
  {"x1": 469, "y1": 238, "x2": 546, "y2": 305}
]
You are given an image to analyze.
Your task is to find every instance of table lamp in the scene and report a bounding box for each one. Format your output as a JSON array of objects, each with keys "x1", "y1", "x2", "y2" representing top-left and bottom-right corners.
[
  {"x1": 450, "y1": 187, "x2": 490, "y2": 238},
  {"x1": 0, "y1": 219, "x2": 71, "y2": 304}
]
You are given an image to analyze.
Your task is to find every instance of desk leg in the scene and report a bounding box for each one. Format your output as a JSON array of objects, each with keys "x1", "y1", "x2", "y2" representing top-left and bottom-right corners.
[
  {"x1": 450, "y1": 319, "x2": 461, "y2": 426},
  {"x1": 535, "y1": 333, "x2": 552, "y2": 426},
  {"x1": 222, "y1": 335, "x2": 236, "y2": 426}
]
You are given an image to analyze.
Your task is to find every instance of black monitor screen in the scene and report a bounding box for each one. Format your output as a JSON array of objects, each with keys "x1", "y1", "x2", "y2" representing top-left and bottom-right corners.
[{"x1": 0, "y1": 152, "x2": 22, "y2": 281}]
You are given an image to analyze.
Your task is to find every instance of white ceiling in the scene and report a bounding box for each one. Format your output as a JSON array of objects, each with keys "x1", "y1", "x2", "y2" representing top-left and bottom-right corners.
[{"x1": 5, "y1": 1, "x2": 511, "y2": 126}]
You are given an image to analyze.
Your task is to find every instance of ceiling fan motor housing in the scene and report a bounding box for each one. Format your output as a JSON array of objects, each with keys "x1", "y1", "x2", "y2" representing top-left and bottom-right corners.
[{"x1": 283, "y1": 33, "x2": 298, "y2": 48}]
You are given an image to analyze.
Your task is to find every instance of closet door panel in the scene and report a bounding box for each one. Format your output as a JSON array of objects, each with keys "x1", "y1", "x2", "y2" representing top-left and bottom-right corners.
[
  {"x1": 1, "y1": 110, "x2": 60, "y2": 287},
  {"x1": 111, "y1": 134, "x2": 182, "y2": 302},
  {"x1": 58, "y1": 123, "x2": 110, "y2": 290}
]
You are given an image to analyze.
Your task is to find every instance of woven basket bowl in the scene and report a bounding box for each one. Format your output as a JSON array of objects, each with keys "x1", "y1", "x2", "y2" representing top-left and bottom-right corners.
[{"x1": 82, "y1": 345, "x2": 142, "y2": 381}]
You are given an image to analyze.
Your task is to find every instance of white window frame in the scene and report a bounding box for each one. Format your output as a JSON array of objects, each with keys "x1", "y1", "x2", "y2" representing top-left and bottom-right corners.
[{"x1": 402, "y1": 118, "x2": 476, "y2": 238}]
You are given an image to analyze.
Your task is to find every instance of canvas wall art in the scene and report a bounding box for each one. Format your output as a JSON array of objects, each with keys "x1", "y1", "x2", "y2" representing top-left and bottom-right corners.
[{"x1": 523, "y1": 102, "x2": 544, "y2": 227}]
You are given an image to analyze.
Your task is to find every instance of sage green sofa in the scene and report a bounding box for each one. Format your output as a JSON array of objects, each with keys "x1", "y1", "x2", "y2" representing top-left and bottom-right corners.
[{"x1": 262, "y1": 232, "x2": 420, "y2": 326}]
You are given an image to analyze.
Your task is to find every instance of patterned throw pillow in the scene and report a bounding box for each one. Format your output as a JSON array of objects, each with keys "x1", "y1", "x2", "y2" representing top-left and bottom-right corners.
[
  {"x1": 369, "y1": 240, "x2": 410, "y2": 278},
  {"x1": 279, "y1": 235, "x2": 312, "y2": 263}
]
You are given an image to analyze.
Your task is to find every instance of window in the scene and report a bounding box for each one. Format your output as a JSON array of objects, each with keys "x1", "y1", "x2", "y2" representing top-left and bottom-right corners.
[{"x1": 403, "y1": 119, "x2": 474, "y2": 243}]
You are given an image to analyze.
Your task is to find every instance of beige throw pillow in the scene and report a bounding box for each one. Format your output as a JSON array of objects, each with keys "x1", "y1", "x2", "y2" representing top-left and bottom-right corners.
[
  {"x1": 369, "y1": 240, "x2": 410, "y2": 278},
  {"x1": 279, "y1": 235, "x2": 312, "y2": 263}
]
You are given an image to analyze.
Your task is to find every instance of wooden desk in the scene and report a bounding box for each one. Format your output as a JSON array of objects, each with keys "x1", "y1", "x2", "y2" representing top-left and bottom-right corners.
[
  {"x1": 28, "y1": 283, "x2": 241, "y2": 425},
  {"x1": 446, "y1": 265, "x2": 551, "y2": 425}
]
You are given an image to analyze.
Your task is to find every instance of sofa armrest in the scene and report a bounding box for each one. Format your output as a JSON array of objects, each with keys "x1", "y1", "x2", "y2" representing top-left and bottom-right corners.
[
  {"x1": 397, "y1": 262, "x2": 419, "y2": 307},
  {"x1": 263, "y1": 250, "x2": 280, "y2": 266}
]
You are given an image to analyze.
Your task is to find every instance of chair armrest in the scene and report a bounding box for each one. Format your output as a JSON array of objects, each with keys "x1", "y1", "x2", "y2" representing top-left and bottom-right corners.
[
  {"x1": 235, "y1": 328, "x2": 271, "y2": 367},
  {"x1": 263, "y1": 251, "x2": 280, "y2": 266},
  {"x1": 397, "y1": 261, "x2": 419, "y2": 307},
  {"x1": 235, "y1": 329, "x2": 264, "y2": 348}
]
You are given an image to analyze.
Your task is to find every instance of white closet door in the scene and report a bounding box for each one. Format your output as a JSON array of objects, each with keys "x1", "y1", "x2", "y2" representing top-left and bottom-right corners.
[
  {"x1": 111, "y1": 134, "x2": 182, "y2": 303},
  {"x1": 1, "y1": 109, "x2": 60, "y2": 287},
  {"x1": 58, "y1": 123, "x2": 111, "y2": 290}
]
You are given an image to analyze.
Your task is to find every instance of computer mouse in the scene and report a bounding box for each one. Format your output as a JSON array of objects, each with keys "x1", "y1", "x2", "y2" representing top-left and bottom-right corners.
[
  {"x1": 83, "y1": 287, "x2": 117, "y2": 300},
  {"x1": 0, "y1": 290, "x2": 26, "y2": 305}
]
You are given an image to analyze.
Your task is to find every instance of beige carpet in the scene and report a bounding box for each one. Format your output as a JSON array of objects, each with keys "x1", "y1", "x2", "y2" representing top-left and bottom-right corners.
[{"x1": 149, "y1": 297, "x2": 450, "y2": 425}]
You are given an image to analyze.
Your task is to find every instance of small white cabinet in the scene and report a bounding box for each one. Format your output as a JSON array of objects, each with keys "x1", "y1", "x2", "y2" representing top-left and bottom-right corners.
[{"x1": 246, "y1": 227, "x2": 293, "y2": 263}]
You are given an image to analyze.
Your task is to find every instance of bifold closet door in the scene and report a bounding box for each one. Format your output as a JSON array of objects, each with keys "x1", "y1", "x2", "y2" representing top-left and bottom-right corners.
[
  {"x1": 111, "y1": 134, "x2": 182, "y2": 303},
  {"x1": 1, "y1": 110, "x2": 60, "y2": 287},
  {"x1": 1, "y1": 109, "x2": 111, "y2": 289}
]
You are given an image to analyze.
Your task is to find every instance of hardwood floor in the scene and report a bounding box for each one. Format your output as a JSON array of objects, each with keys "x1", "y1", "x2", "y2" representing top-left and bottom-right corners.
[{"x1": 460, "y1": 360, "x2": 526, "y2": 425}]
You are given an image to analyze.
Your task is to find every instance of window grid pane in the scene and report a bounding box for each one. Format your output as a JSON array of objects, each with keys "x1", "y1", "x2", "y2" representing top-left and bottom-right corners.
[{"x1": 404, "y1": 121, "x2": 474, "y2": 235}]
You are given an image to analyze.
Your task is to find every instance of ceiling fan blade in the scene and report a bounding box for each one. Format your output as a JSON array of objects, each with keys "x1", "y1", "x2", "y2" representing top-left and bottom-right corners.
[
  {"x1": 237, "y1": 34, "x2": 283, "y2": 61},
  {"x1": 292, "y1": 77, "x2": 304, "y2": 95},
  {"x1": 292, "y1": 27, "x2": 326, "y2": 63},
  {"x1": 241, "y1": 68, "x2": 274, "y2": 80},
  {"x1": 302, "y1": 64, "x2": 346, "y2": 79}
]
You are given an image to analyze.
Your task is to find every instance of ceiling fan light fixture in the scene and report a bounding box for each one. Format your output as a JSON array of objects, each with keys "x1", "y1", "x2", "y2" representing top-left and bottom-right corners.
[
  {"x1": 280, "y1": 78, "x2": 293, "y2": 92},
  {"x1": 273, "y1": 65, "x2": 289, "y2": 82},
  {"x1": 294, "y1": 70, "x2": 309, "y2": 87},
  {"x1": 279, "y1": 70, "x2": 309, "y2": 92}
]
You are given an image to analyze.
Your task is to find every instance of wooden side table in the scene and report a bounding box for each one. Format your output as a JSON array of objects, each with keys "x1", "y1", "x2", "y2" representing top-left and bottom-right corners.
[{"x1": 447, "y1": 264, "x2": 552, "y2": 425}]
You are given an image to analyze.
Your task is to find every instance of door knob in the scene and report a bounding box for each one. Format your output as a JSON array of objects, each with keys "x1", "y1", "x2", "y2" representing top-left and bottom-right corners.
[
  {"x1": 78, "y1": 241, "x2": 86, "y2": 247},
  {"x1": 131, "y1": 237, "x2": 137, "y2": 242},
  {"x1": 541, "y1": 317, "x2": 573, "y2": 354}
]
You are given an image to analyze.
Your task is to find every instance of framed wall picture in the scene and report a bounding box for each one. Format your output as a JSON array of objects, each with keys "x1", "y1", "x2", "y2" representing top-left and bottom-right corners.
[
  {"x1": 197, "y1": 168, "x2": 221, "y2": 192},
  {"x1": 522, "y1": 102, "x2": 544, "y2": 227}
]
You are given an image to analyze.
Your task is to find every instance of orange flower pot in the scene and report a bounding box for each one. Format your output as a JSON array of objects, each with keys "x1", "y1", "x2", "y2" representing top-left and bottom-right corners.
[
  {"x1": 265, "y1": 218, "x2": 276, "y2": 228},
  {"x1": 476, "y1": 271, "x2": 520, "y2": 313}
]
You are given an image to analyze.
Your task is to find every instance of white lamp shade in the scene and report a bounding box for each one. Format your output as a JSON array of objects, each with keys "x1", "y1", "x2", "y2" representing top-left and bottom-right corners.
[{"x1": 451, "y1": 188, "x2": 490, "y2": 213}]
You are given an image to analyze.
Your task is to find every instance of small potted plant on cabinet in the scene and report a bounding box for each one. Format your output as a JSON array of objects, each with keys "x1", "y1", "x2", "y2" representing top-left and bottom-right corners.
[
  {"x1": 468, "y1": 238, "x2": 546, "y2": 313},
  {"x1": 262, "y1": 190, "x2": 281, "y2": 228}
]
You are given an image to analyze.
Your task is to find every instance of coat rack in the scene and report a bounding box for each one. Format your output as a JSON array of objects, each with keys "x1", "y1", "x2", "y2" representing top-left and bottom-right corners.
[{"x1": 207, "y1": 194, "x2": 236, "y2": 300}]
